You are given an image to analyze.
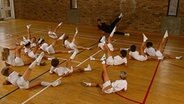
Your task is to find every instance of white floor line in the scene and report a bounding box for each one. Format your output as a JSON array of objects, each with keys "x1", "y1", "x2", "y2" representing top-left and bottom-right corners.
[
  {"x1": 57, "y1": 57, "x2": 81, "y2": 64},
  {"x1": 165, "y1": 49, "x2": 184, "y2": 54},
  {"x1": 21, "y1": 78, "x2": 62, "y2": 104}
]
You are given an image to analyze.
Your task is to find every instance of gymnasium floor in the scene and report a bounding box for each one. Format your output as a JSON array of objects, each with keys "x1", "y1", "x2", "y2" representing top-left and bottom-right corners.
[{"x1": 0, "y1": 19, "x2": 184, "y2": 104}]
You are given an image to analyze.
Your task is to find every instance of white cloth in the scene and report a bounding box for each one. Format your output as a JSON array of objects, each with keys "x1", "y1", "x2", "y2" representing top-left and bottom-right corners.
[
  {"x1": 106, "y1": 55, "x2": 127, "y2": 65},
  {"x1": 107, "y1": 43, "x2": 114, "y2": 51},
  {"x1": 129, "y1": 51, "x2": 147, "y2": 61},
  {"x1": 46, "y1": 45, "x2": 55, "y2": 54},
  {"x1": 31, "y1": 43, "x2": 37, "y2": 48},
  {"x1": 16, "y1": 77, "x2": 29, "y2": 89},
  {"x1": 24, "y1": 47, "x2": 37, "y2": 59},
  {"x1": 52, "y1": 67, "x2": 70, "y2": 76},
  {"x1": 24, "y1": 47, "x2": 31, "y2": 54},
  {"x1": 6, "y1": 71, "x2": 30, "y2": 89},
  {"x1": 102, "y1": 80, "x2": 128, "y2": 94},
  {"x1": 7, "y1": 56, "x2": 24, "y2": 66},
  {"x1": 98, "y1": 43, "x2": 105, "y2": 50},
  {"x1": 144, "y1": 47, "x2": 156, "y2": 56},
  {"x1": 144, "y1": 47, "x2": 164, "y2": 59},
  {"x1": 102, "y1": 80, "x2": 113, "y2": 94},
  {"x1": 7, "y1": 71, "x2": 19, "y2": 86},
  {"x1": 106, "y1": 56, "x2": 114, "y2": 66},
  {"x1": 113, "y1": 55, "x2": 127, "y2": 65},
  {"x1": 48, "y1": 31, "x2": 57, "y2": 39},
  {"x1": 111, "y1": 80, "x2": 127, "y2": 92},
  {"x1": 28, "y1": 51, "x2": 37, "y2": 59},
  {"x1": 40, "y1": 43, "x2": 49, "y2": 51},
  {"x1": 64, "y1": 40, "x2": 77, "y2": 50}
]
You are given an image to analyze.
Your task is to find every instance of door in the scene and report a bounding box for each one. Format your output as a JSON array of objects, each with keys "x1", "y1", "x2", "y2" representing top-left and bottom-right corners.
[{"x1": 0, "y1": 0, "x2": 15, "y2": 20}]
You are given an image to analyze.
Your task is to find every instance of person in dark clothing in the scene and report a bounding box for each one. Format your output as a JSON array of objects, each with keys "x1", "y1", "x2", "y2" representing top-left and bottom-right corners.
[{"x1": 97, "y1": 13, "x2": 130, "y2": 36}]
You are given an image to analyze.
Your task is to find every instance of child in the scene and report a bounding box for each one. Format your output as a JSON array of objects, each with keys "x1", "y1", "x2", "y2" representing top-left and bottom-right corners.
[
  {"x1": 1, "y1": 54, "x2": 61, "y2": 89},
  {"x1": 128, "y1": 34, "x2": 148, "y2": 61},
  {"x1": 18, "y1": 24, "x2": 37, "y2": 48},
  {"x1": 49, "y1": 58, "x2": 92, "y2": 77},
  {"x1": 81, "y1": 61, "x2": 127, "y2": 94},
  {"x1": 3, "y1": 45, "x2": 34, "y2": 66},
  {"x1": 144, "y1": 30, "x2": 182, "y2": 60},
  {"x1": 93, "y1": 26, "x2": 128, "y2": 65},
  {"x1": 63, "y1": 27, "x2": 90, "y2": 52},
  {"x1": 38, "y1": 34, "x2": 71, "y2": 54},
  {"x1": 98, "y1": 26, "x2": 126, "y2": 52}
]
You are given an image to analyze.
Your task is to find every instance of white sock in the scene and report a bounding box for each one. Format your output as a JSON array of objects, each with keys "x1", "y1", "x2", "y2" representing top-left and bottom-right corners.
[
  {"x1": 110, "y1": 26, "x2": 116, "y2": 37},
  {"x1": 41, "y1": 81, "x2": 51, "y2": 87},
  {"x1": 100, "y1": 54, "x2": 106, "y2": 61},
  {"x1": 58, "y1": 22, "x2": 63, "y2": 26},
  {"x1": 86, "y1": 47, "x2": 91, "y2": 50},
  {"x1": 82, "y1": 82, "x2": 91, "y2": 86},
  {"x1": 26, "y1": 24, "x2": 31, "y2": 29},
  {"x1": 29, "y1": 60, "x2": 37, "y2": 69},
  {"x1": 48, "y1": 31, "x2": 58, "y2": 39},
  {"x1": 124, "y1": 33, "x2": 130, "y2": 36},
  {"x1": 84, "y1": 64, "x2": 92, "y2": 72},
  {"x1": 69, "y1": 66, "x2": 74, "y2": 73},
  {"x1": 49, "y1": 66, "x2": 55, "y2": 74},
  {"x1": 143, "y1": 33, "x2": 148, "y2": 42},
  {"x1": 68, "y1": 50, "x2": 74, "y2": 53},
  {"x1": 23, "y1": 36, "x2": 27, "y2": 42},
  {"x1": 58, "y1": 33, "x2": 65, "y2": 40},
  {"x1": 119, "y1": 13, "x2": 123, "y2": 18},
  {"x1": 90, "y1": 56, "x2": 95, "y2": 60},
  {"x1": 102, "y1": 60, "x2": 106, "y2": 64},
  {"x1": 75, "y1": 27, "x2": 78, "y2": 36},
  {"x1": 100, "y1": 36, "x2": 106, "y2": 43},
  {"x1": 36, "y1": 52, "x2": 44, "y2": 65},
  {"x1": 47, "y1": 57, "x2": 55, "y2": 61},
  {"x1": 51, "y1": 80, "x2": 61, "y2": 87},
  {"x1": 70, "y1": 49, "x2": 79, "y2": 60},
  {"x1": 107, "y1": 43, "x2": 114, "y2": 51},
  {"x1": 176, "y1": 56, "x2": 182, "y2": 60},
  {"x1": 164, "y1": 30, "x2": 168, "y2": 38}
]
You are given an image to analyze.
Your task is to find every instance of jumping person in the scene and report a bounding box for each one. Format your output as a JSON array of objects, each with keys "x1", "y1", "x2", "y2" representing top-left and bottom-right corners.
[
  {"x1": 1, "y1": 56, "x2": 61, "y2": 89},
  {"x1": 81, "y1": 61, "x2": 127, "y2": 94},
  {"x1": 97, "y1": 13, "x2": 129, "y2": 36}
]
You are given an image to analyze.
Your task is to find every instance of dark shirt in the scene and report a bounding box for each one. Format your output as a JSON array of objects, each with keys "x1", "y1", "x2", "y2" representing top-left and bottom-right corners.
[{"x1": 98, "y1": 23, "x2": 112, "y2": 33}]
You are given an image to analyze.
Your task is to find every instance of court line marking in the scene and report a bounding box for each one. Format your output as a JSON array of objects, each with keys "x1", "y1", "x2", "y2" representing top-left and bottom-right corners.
[
  {"x1": 163, "y1": 61, "x2": 184, "y2": 69},
  {"x1": 142, "y1": 37, "x2": 168, "y2": 104},
  {"x1": 115, "y1": 92, "x2": 142, "y2": 104}
]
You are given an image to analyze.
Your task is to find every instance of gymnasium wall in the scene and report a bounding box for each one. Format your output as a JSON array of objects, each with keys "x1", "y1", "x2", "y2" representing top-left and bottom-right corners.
[{"x1": 14, "y1": 0, "x2": 184, "y2": 34}]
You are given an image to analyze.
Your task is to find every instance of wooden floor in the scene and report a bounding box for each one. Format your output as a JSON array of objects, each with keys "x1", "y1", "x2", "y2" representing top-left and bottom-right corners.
[{"x1": 0, "y1": 19, "x2": 184, "y2": 104}]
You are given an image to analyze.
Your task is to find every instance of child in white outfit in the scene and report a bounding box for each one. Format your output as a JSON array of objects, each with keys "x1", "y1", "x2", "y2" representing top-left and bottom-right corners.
[{"x1": 81, "y1": 61, "x2": 127, "y2": 94}]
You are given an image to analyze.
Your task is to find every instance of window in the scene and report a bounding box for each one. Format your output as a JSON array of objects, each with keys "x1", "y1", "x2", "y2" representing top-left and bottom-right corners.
[
  {"x1": 70, "y1": 0, "x2": 77, "y2": 9},
  {"x1": 167, "y1": 0, "x2": 180, "y2": 16}
]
